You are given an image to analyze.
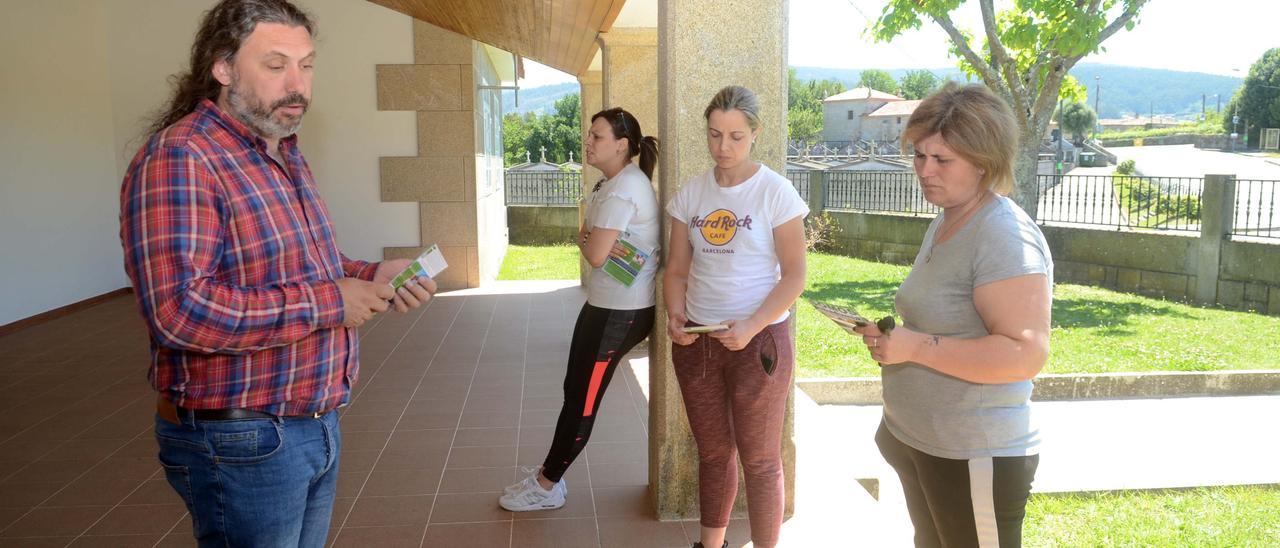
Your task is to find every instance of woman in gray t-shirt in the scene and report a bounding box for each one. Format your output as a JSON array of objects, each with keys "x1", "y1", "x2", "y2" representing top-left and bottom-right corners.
[{"x1": 854, "y1": 82, "x2": 1053, "y2": 547}]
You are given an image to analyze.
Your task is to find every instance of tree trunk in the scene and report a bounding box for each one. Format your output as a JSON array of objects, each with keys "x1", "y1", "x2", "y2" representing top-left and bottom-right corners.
[{"x1": 1012, "y1": 129, "x2": 1042, "y2": 219}]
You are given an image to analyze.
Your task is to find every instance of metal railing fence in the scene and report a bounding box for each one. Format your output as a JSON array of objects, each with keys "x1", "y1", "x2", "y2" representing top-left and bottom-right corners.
[{"x1": 505, "y1": 171, "x2": 582, "y2": 205}]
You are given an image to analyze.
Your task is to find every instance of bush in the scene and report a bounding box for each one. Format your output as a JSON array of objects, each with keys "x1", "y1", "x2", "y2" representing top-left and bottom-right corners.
[
  {"x1": 1099, "y1": 117, "x2": 1226, "y2": 141},
  {"x1": 1112, "y1": 175, "x2": 1201, "y2": 228},
  {"x1": 804, "y1": 212, "x2": 838, "y2": 252},
  {"x1": 1115, "y1": 159, "x2": 1137, "y2": 175}
]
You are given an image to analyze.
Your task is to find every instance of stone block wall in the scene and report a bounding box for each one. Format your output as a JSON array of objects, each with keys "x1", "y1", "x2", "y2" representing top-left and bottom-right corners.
[
  {"x1": 821, "y1": 210, "x2": 1280, "y2": 314},
  {"x1": 822, "y1": 211, "x2": 929, "y2": 265},
  {"x1": 376, "y1": 22, "x2": 492, "y2": 290},
  {"x1": 1220, "y1": 239, "x2": 1280, "y2": 314}
]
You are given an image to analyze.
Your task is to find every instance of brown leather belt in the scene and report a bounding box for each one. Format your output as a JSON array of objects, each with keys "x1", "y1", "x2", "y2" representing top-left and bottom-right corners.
[{"x1": 157, "y1": 396, "x2": 324, "y2": 424}]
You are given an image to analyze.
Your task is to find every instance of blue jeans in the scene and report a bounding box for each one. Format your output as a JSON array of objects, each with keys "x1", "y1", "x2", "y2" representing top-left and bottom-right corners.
[{"x1": 155, "y1": 409, "x2": 341, "y2": 547}]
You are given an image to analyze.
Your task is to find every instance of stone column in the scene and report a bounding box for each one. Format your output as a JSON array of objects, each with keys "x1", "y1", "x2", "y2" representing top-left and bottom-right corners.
[
  {"x1": 807, "y1": 169, "x2": 826, "y2": 217},
  {"x1": 376, "y1": 21, "x2": 481, "y2": 289},
  {"x1": 599, "y1": 27, "x2": 659, "y2": 153},
  {"x1": 1194, "y1": 174, "x2": 1236, "y2": 304},
  {"x1": 579, "y1": 70, "x2": 603, "y2": 285},
  {"x1": 651, "y1": 0, "x2": 792, "y2": 520},
  {"x1": 596, "y1": 28, "x2": 659, "y2": 284}
]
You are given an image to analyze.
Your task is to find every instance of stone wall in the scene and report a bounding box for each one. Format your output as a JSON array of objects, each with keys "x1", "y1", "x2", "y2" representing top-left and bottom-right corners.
[
  {"x1": 507, "y1": 205, "x2": 578, "y2": 245},
  {"x1": 1220, "y1": 239, "x2": 1280, "y2": 314},
  {"x1": 821, "y1": 209, "x2": 1280, "y2": 314},
  {"x1": 377, "y1": 22, "x2": 510, "y2": 289},
  {"x1": 822, "y1": 211, "x2": 929, "y2": 265},
  {"x1": 1043, "y1": 226, "x2": 1199, "y2": 299}
]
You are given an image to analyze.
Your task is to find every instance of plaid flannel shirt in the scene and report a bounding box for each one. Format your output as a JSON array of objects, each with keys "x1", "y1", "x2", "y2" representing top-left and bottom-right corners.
[{"x1": 120, "y1": 99, "x2": 376, "y2": 415}]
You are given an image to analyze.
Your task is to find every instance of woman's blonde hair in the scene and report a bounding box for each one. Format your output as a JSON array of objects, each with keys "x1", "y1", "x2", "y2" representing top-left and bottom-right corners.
[
  {"x1": 704, "y1": 85, "x2": 762, "y2": 131},
  {"x1": 901, "y1": 82, "x2": 1019, "y2": 195}
]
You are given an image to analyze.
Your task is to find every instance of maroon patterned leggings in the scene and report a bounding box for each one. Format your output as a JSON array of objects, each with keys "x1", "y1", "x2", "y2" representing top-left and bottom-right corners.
[{"x1": 672, "y1": 318, "x2": 794, "y2": 548}]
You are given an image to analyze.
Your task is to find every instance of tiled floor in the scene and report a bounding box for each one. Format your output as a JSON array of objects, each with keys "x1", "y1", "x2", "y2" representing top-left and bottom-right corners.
[{"x1": 0, "y1": 281, "x2": 743, "y2": 547}]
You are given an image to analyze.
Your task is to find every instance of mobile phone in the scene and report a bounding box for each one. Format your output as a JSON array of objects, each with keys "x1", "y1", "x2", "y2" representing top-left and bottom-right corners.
[{"x1": 808, "y1": 300, "x2": 872, "y2": 328}]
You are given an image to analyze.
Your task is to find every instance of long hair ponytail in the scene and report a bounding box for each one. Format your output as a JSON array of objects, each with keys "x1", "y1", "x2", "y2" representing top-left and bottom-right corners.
[{"x1": 637, "y1": 136, "x2": 659, "y2": 180}]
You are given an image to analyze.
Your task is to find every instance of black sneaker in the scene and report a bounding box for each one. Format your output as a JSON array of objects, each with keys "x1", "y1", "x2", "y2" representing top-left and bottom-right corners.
[{"x1": 691, "y1": 542, "x2": 729, "y2": 548}]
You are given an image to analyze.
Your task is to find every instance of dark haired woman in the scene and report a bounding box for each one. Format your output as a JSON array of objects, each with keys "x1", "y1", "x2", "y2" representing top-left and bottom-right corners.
[{"x1": 500, "y1": 107, "x2": 660, "y2": 512}]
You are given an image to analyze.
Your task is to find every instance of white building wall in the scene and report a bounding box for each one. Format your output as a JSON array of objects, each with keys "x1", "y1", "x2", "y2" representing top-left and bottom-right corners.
[
  {"x1": 1, "y1": 1, "x2": 127, "y2": 325},
  {"x1": 473, "y1": 46, "x2": 510, "y2": 284},
  {"x1": 821, "y1": 100, "x2": 891, "y2": 143},
  {"x1": 0, "y1": 0, "x2": 419, "y2": 325}
]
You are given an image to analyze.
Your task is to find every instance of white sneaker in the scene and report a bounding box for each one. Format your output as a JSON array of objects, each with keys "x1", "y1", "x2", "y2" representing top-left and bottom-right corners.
[
  {"x1": 504, "y1": 466, "x2": 542, "y2": 496},
  {"x1": 499, "y1": 476, "x2": 566, "y2": 512}
]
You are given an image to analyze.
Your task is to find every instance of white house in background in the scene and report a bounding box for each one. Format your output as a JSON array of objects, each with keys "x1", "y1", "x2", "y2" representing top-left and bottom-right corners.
[
  {"x1": 821, "y1": 87, "x2": 904, "y2": 143},
  {"x1": 863, "y1": 99, "x2": 922, "y2": 142}
]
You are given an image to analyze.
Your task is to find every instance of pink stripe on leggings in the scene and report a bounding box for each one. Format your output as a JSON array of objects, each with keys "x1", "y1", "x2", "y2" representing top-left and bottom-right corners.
[
  {"x1": 582, "y1": 360, "x2": 610, "y2": 416},
  {"x1": 672, "y1": 318, "x2": 794, "y2": 548}
]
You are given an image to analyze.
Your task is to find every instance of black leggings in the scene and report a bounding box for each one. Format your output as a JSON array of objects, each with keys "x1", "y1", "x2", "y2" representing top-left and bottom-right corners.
[
  {"x1": 540, "y1": 303, "x2": 654, "y2": 483},
  {"x1": 876, "y1": 421, "x2": 1039, "y2": 548}
]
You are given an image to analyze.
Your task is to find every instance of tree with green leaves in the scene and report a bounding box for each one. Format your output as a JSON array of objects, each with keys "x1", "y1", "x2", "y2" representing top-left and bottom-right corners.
[
  {"x1": 1223, "y1": 48, "x2": 1280, "y2": 146},
  {"x1": 858, "y1": 69, "x2": 899, "y2": 95},
  {"x1": 788, "y1": 68, "x2": 846, "y2": 146},
  {"x1": 788, "y1": 108, "x2": 824, "y2": 145},
  {"x1": 1059, "y1": 101, "x2": 1097, "y2": 144},
  {"x1": 503, "y1": 93, "x2": 582, "y2": 166},
  {"x1": 899, "y1": 69, "x2": 941, "y2": 100},
  {"x1": 872, "y1": 0, "x2": 1147, "y2": 217}
]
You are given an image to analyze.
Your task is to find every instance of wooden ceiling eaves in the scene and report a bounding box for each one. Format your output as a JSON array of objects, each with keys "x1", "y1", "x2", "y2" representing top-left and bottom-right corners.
[{"x1": 366, "y1": 0, "x2": 627, "y2": 77}]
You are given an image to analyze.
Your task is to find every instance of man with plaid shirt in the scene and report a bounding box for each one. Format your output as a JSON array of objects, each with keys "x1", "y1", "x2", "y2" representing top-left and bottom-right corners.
[{"x1": 118, "y1": 1, "x2": 435, "y2": 545}]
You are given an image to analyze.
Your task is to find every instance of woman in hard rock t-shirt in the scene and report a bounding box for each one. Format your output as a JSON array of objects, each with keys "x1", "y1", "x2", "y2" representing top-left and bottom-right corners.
[{"x1": 663, "y1": 86, "x2": 808, "y2": 548}]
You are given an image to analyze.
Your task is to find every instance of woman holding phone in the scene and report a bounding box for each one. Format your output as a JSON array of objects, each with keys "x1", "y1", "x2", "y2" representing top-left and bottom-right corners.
[
  {"x1": 855, "y1": 82, "x2": 1052, "y2": 547},
  {"x1": 499, "y1": 107, "x2": 660, "y2": 512},
  {"x1": 664, "y1": 86, "x2": 808, "y2": 548}
]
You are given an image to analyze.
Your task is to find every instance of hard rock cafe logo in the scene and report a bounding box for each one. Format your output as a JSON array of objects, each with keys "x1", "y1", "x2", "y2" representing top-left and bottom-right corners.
[{"x1": 690, "y1": 208, "x2": 753, "y2": 246}]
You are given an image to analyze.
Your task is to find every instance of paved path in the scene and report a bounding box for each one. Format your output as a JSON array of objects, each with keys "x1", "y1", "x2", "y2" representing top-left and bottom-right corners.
[
  {"x1": 807, "y1": 393, "x2": 1280, "y2": 546},
  {"x1": 820, "y1": 394, "x2": 1280, "y2": 494},
  {"x1": 1106, "y1": 145, "x2": 1280, "y2": 179}
]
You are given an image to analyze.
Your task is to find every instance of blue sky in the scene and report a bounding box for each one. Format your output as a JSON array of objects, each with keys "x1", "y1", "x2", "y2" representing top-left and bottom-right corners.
[{"x1": 520, "y1": 0, "x2": 1276, "y2": 87}]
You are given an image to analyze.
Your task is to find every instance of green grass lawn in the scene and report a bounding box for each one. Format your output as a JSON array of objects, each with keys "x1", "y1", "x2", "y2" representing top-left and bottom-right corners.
[
  {"x1": 500, "y1": 246, "x2": 1280, "y2": 377},
  {"x1": 498, "y1": 244, "x2": 580, "y2": 281},
  {"x1": 1025, "y1": 486, "x2": 1280, "y2": 546},
  {"x1": 800, "y1": 253, "x2": 1280, "y2": 377}
]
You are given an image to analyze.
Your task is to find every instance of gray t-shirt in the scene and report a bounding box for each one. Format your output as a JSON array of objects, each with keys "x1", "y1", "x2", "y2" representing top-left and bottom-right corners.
[{"x1": 884, "y1": 195, "x2": 1053, "y2": 460}]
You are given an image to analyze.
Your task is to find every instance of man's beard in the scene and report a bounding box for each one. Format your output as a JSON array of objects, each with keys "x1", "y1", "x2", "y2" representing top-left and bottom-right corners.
[{"x1": 226, "y1": 73, "x2": 309, "y2": 140}]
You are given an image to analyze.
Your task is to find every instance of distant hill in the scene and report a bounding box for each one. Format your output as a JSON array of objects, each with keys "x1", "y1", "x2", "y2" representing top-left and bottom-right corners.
[
  {"x1": 792, "y1": 63, "x2": 1242, "y2": 120},
  {"x1": 502, "y1": 82, "x2": 578, "y2": 116},
  {"x1": 507, "y1": 64, "x2": 1243, "y2": 120},
  {"x1": 1068, "y1": 64, "x2": 1240, "y2": 120}
]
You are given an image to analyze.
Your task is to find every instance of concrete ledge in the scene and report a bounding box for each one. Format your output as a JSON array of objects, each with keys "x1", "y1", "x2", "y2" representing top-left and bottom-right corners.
[{"x1": 797, "y1": 370, "x2": 1280, "y2": 405}]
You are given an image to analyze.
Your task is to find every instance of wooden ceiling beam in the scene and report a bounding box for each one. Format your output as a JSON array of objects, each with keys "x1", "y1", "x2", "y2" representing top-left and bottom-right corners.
[{"x1": 366, "y1": 0, "x2": 622, "y2": 76}]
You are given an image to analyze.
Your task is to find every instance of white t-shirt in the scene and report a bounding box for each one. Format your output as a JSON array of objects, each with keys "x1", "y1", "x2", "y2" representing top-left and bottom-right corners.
[
  {"x1": 584, "y1": 162, "x2": 659, "y2": 310},
  {"x1": 666, "y1": 164, "x2": 809, "y2": 325}
]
